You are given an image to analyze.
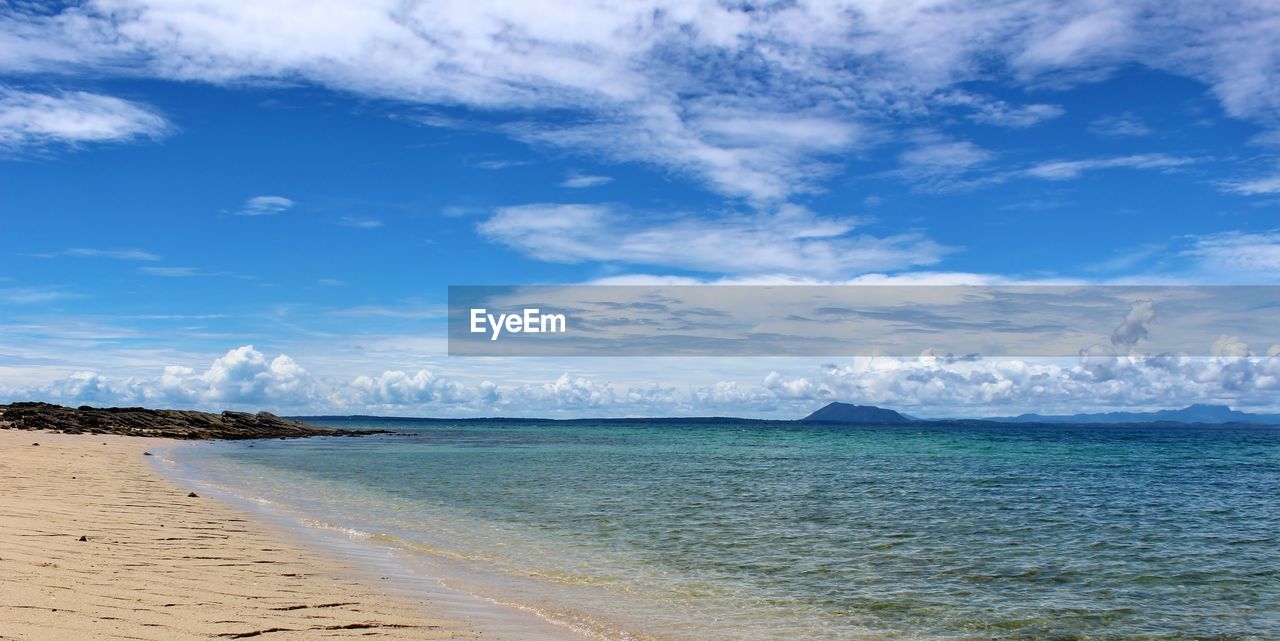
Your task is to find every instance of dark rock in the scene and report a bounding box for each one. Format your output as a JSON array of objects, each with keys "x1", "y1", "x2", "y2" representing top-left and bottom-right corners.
[
  {"x1": 78, "y1": 535, "x2": 87, "y2": 542},
  {"x1": 0, "y1": 402, "x2": 388, "y2": 440},
  {"x1": 31, "y1": 442, "x2": 39, "y2": 446},
  {"x1": 187, "y1": 492, "x2": 199, "y2": 498},
  {"x1": 143, "y1": 451, "x2": 152, "y2": 456}
]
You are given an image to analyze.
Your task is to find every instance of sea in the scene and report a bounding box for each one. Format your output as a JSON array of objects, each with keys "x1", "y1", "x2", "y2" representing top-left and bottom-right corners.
[{"x1": 154, "y1": 419, "x2": 1280, "y2": 640}]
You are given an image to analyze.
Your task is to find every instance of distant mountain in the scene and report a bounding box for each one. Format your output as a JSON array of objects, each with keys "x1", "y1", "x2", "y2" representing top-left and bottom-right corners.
[
  {"x1": 992, "y1": 404, "x2": 1280, "y2": 425},
  {"x1": 801, "y1": 402, "x2": 911, "y2": 424}
]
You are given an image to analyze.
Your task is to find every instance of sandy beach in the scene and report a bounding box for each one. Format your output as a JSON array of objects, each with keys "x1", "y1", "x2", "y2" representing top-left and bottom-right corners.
[{"x1": 0, "y1": 429, "x2": 479, "y2": 641}]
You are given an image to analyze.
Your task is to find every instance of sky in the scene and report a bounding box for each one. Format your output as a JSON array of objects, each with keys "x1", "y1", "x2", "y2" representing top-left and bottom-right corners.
[{"x1": 2, "y1": 0, "x2": 1280, "y2": 418}]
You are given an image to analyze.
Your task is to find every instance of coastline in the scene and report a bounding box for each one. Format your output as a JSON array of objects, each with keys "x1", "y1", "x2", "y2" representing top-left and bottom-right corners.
[{"x1": 0, "y1": 429, "x2": 575, "y2": 641}]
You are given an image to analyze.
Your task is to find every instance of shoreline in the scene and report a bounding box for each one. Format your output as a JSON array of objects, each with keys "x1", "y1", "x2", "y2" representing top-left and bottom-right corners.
[{"x1": 0, "y1": 429, "x2": 581, "y2": 641}]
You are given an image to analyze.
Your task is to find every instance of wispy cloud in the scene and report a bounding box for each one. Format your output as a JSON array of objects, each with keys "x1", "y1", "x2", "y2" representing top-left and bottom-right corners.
[
  {"x1": 328, "y1": 305, "x2": 444, "y2": 319},
  {"x1": 138, "y1": 266, "x2": 254, "y2": 279},
  {"x1": 941, "y1": 92, "x2": 1064, "y2": 128},
  {"x1": 479, "y1": 203, "x2": 951, "y2": 278},
  {"x1": 5, "y1": 3, "x2": 1280, "y2": 201},
  {"x1": 1089, "y1": 113, "x2": 1152, "y2": 137},
  {"x1": 471, "y1": 159, "x2": 533, "y2": 170},
  {"x1": 893, "y1": 139, "x2": 996, "y2": 191},
  {"x1": 0, "y1": 88, "x2": 169, "y2": 151},
  {"x1": 52, "y1": 248, "x2": 161, "y2": 261},
  {"x1": 1221, "y1": 172, "x2": 1280, "y2": 195},
  {"x1": 237, "y1": 195, "x2": 294, "y2": 216},
  {"x1": 0, "y1": 287, "x2": 77, "y2": 305},
  {"x1": 560, "y1": 173, "x2": 613, "y2": 188},
  {"x1": 1180, "y1": 230, "x2": 1280, "y2": 276},
  {"x1": 1022, "y1": 154, "x2": 1196, "y2": 180},
  {"x1": 336, "y1": 216, "x2": 383, "y2": 229}
]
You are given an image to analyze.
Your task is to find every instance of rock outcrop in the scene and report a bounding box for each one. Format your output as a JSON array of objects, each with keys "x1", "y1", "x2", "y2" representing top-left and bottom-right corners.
[{"x1": 0, "y1": 402, "x2": 384, "y2": 440}]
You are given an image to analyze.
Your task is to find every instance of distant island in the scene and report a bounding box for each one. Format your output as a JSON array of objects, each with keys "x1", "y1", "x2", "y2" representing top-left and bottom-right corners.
[
  {"x1": 800, "y1": 402, "x2": 911, "y2": 424},
  {"x1": 989, "y1": 403, "x2": 1280, "y2": 426},
  {"x1": 306, "y1": 401, "x2": 1280, "y2": 427},
  {"x1": 797, "y1": 401, "x2": 1280, "y2": 426},
  {"x1": 5, "y1": 401, "x2": 1279, "y2": 439}
]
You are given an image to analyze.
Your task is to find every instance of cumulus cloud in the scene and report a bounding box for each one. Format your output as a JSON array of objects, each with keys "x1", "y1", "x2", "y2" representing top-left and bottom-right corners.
[
  {"x1": 1111, "y1": 299, "x2": 1156, "y2": 348},
  {"x1": 200, "y1": 346, "x2": 315, "y2": 405},
  {"x1": 0, "y1": 88, "x2": 169, "y2": 150},
  {"x1": 479, "y1": 203, "x2": 951, "y2": 277},
  {"x1": 6, "y1": 346, "x2": 318, "y2": 408},
  {"x1": 237, "y1": 195, "x2": 294, "y2": 216},
  {"x1": 4, "y1": 1, "x2": 1280, "y2": 199},
  {"x1": 757, "y1": 352, "x2": 1280, "y2": 416},
  {"x1": 341, "y1": 369, "x2": 473, "y2": 407},
  {"x1": 6, "y1": 343, "x2": 1280, "y2": 417}
]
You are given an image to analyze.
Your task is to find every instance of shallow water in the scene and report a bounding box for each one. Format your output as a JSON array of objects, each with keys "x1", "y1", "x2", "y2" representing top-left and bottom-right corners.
[{"x1": 166, "y1": 420, "x2": 1280, "y2": 640}]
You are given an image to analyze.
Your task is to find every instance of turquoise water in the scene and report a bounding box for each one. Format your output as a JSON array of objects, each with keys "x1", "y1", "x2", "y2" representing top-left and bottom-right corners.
[{"x1": 167, "y1": 421, "x2": 1280, "y2": 640}]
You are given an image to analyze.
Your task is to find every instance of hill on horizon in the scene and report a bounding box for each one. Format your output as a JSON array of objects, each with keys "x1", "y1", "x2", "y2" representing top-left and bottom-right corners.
[
  {"x1": 800, "y1": 402, "x2": 911, "y2": 424},
  {"x1": 991, "y1": 403, "x2": 1280, "y2": 425}
]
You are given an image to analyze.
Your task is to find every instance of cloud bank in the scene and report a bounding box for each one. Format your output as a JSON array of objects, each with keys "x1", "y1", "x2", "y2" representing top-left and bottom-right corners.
[{"x1": 5, "y1": 344, "x2": 1280, "y2": 418}]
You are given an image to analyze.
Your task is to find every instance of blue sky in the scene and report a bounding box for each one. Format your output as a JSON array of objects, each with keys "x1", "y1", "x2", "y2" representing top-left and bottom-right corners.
[{"x1": 2, "y1": 1, "x2": 1280, "y2": 417}]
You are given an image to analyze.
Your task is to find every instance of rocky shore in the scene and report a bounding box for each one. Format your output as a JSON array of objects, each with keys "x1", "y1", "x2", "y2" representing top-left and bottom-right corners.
[{"x1": 0, "y1": 402, "x2": 384, "y2": 440}]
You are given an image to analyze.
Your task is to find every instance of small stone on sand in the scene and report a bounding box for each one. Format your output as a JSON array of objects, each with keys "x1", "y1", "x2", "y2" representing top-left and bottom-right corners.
[
  {"x1": 78, "y1": 535, "x2": 88, "y2": 542},
  {"x1": 187, "y1": 492, "x2": 199, "y2": 498}
]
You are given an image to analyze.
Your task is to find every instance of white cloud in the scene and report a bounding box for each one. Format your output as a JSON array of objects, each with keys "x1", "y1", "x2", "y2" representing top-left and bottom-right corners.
[
  {"x1": 1022, "y1": 153, "x2": 1196, "y2": 180},
  {"x1": 199, "y1": 345, "x2": 315, "y2": 405},
  {"x1": 8, "y1": 2, "x2": 1279, "y2": 199},
  {"x1": 512, "y1": 109, "x2": 863, "y2": 201},
  {"x1": 894, "y1": 139, "x2": 996, "y2": 190},
  {"x1": 940, "y1": 92, "x2": 1064, "y2": 128},
  {"x1": 341, "y1": 370, "x2": 473, "y2": 406},
  {"x1": 0, "y1": 88, "x2": 169, "y2": 149},
  {"x1": 137, "y1": 266, "x2": 254, "y2": 279},
  {"x1": 0, "y1": 287, "x2": 76, "y2": 305},
  {"x1": 1110, "y1": 299, "x2": 1156, "y2": 347},
  {"x1": 1180, "y1": 230, "x2": 1280, "y2": 275},
  {"x1": 479, "y1": 203, "x2": 951, "y2": 277},
  {"x1": 58, "y1": 248, "x2": 161, "y2": 261},
  {"x1": 741, "y1": 351, "x2": 1280, "y2": 417},
  {"x1": 237, "y1": 195, "x2": 294, "y2": 216},
  {"x1": 560, "y1": 173, "x2": 613, "y2": 188},
  {"x1": 1222, "y1": 173, "x2": 1280, "y2": 195},
  {"x1": 1089, "y1": 113, "x2": 1152, "y2": 137},
  {"x1": 337, "y1": 216, "x2": 383, "y2": 229},
  {"x1": 7, "y1": 344, "x2": 1280, "y2": 417},
  {"x1": 4, "y1": 346, "x2": 317, "y2": 408}
]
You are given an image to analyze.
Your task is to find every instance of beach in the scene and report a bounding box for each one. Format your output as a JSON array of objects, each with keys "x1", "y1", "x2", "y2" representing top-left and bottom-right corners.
[
  {"x1": 4, "y1": 419, "x2": 1276, "y2": 641},
  {"x1": 0, "y1": 429, "x2": 477, "y2": 641}
]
